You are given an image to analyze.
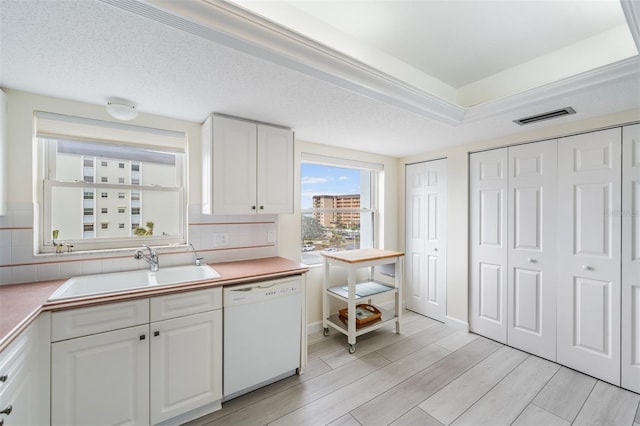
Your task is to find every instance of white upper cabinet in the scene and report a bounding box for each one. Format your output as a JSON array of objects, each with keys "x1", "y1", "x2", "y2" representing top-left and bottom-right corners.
[{"x1": 202, "y1": 114, "x2": 293, "y2": 215}]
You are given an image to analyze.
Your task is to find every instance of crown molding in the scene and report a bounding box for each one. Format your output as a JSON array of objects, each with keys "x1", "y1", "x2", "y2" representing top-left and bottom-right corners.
[
  {"x1": 101, "y1": 0, "x2": 465, "y2": 125},
  {"x1": 464, "y1": 56, "x2": 640, "y2": 123},
  {"x1": 101, "y1": 0, "x2": 638, "y2": 128}
]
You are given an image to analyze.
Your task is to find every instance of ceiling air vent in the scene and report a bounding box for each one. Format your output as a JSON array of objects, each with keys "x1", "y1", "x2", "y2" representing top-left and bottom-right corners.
[{"x1": 514, "y1": 107, "x2": 576, "y2": 126}]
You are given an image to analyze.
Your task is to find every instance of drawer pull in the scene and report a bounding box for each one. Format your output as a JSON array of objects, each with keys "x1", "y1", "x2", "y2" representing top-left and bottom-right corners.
[
  {"x1": 0, "y1": 374, "x2": 7, "y2": 383},
  {"x1": 139, "y1": 334, "x2": 146, "y2": 341},
  {"x1": 154, "y1": 331, "x2": 160, "y2": 337},
  {"x1": 0, "y1": 405, "x2": 12, "y2": 415}
]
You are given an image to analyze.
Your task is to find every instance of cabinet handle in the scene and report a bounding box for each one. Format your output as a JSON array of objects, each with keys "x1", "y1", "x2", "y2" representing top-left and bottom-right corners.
[
  {"x1": 434, "y1": 248, "x2": 438, "y2": 252},
  {"x1": 260, "y1": 206, "x2": 264, "y2": 210},
  {"x1": 139, "y1": 334, "x2": 146, "y2": 341},
  {"x1": 0, "y1": 405, "x2": 12, "y2": 416},
  {"x1": 0, "y1": 374, "x2": 7, "y2": 383},
  {"x1": 154, "y1": 331, "x2": 160, "y2": 337},
  {"x1": 252, "y1": 206, "x2": 256, "y2": 210},
  {"x1": 528, "y1": 258, "x2": 537, "y2": 263},
  {"x1": 582, "y1": 265, "x2": 593, "y2": 271}
]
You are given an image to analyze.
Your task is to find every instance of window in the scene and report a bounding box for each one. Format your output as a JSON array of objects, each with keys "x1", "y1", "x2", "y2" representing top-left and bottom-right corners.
[
  {"x1": 300, "y1": 155, "x2": 380, "y2": 265},
  {"x1": 131, "y1": 207, "x2": 140, "y2": 215},
  {"x1": 101, "y1": 160, "x2": 108, "y2": 167},
  {"x1": 37, "y1": 111, "x2": 187, "y2": 253}
]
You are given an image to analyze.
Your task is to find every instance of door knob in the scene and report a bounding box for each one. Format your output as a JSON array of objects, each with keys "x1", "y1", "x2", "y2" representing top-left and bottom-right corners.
[
  {"x1": 434, "y1": 248, "x2": 438, "y2": 252},
  {"x1": 0, "y1": 374, "x2": 7, "y2": 383},
  {"x1": 0, "y1": 405, "x2": 12, "y2": 415}
]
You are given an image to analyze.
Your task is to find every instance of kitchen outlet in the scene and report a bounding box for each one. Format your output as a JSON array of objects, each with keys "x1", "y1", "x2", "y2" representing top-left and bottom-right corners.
[
  {"x1": 267, "y1": 231, "x2": 276, "y2": 244},
  {"x1": 214, "y1": 233, "x2": 229, "y2": 247}
]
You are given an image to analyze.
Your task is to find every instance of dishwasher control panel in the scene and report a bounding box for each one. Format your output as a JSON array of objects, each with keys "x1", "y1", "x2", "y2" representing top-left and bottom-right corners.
[{"x1": 224, "y1": 277, "x2": 301, "y2": 305}]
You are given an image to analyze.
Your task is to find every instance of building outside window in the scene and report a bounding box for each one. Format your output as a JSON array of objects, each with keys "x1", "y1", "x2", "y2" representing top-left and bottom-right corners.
[
  {"x1": 37, "y1": 111, "x2": 187, "y2": 252},
  {"x1": 101, "y1": 161, "x2": 108, "y2": 167},
  {"x1": 300, "y1": 155, "x2": 380, "y2": 265}
]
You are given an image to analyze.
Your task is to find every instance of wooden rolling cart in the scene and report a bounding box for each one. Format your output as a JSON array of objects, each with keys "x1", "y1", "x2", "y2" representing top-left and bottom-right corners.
[{"x1": 322, "y1": 248, "x2": 404, "y2": 353}]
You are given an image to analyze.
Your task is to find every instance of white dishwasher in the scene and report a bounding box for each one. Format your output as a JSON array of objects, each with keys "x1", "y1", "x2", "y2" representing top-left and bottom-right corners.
[{"x1": 223, "y1": 276, "x2": 302, "y2": 400}]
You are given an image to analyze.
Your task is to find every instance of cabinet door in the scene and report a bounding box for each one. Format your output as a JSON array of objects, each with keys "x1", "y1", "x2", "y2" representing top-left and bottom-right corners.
[
  {"x1": 405, "y1": 159, "x2": 447, "y2": 321},
  {"x1": 557, "y1": 128, "x2": 621, "y2": 385},
  {"x1": 507, "y1": 140, "x2": 557, "y2": 361},
  {"x1": 51, "y1": 325, "x2": 150, "y2": 426},
  {"x1": 257, "y1": 124, "x2": 294, "y2": 214},
  {"x1": 469, "y1": 149, "x2": 508, "y2": 343},
  {"x1": 150, "y1": 310, "x2": 222, "y2": 425},
  {"x1": 212, "y1": 116, "x2": 257, "y2": 214},
  {"x1": 622, "y1": 124, "x2": 640, "y2": 392}
]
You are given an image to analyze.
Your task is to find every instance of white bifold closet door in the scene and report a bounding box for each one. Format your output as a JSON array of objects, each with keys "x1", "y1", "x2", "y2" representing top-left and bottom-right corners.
[
  {"x1": 507, "y1": 140, "x2": 557, "y2": 361},
  {"x1": 557, "y1": 128, "x2": 622, "y2": 386},
  {"x1": 405, "y1": 159, "x2": 447, "y2": 322},
  {"x1": 622, "y1": 124, "x2": 640, "y2": 393},
  {"x1": 469, "y1": 149, "x2": 508, "y2": 343}
]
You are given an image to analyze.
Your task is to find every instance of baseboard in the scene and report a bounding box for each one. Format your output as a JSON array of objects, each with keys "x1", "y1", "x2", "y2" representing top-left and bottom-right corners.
[
  {"x1": 445, "y1": 315, "x2": 469, "y2": 331},
  {"x1": 307, "y1": 320, "x2": 323, "y2": 335}
]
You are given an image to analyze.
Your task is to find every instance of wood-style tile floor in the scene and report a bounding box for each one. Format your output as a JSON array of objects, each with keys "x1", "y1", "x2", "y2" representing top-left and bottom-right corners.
[{"x1": 188, "y1": 311, "x2": 640, "y2": 426}]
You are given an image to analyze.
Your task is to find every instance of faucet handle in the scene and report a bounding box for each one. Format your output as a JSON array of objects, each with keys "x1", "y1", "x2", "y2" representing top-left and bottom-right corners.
[{"x1": 195, "y1": 257, "x2": 204, "y2": 266}]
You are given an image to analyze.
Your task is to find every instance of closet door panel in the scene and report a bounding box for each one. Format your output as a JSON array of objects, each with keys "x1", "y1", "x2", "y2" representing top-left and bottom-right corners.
[
  {"x1": 405, "y1": 159, "x2": 447, "y2": 321},
  {"x1": 507, "y1": 140, "x2": 557, "y2": 361},
  {"x1": 470, "y1": 149, "x2": 508, "y2": 343},
  {"x1": 622, "y1": 124, "x2": 640, "y2": 392},
  {"x1": 557, "y1": 128, "x2": 621, "y2": 385}
]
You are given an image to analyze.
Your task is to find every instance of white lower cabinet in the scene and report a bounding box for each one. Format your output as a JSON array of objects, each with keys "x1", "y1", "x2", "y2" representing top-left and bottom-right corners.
[
  {"x1": 51, "y1": 288, "x2": 223, "y2": 426},
  {"x1": 150, "y1": 310, "x2": 222, "y2": 425},
  {"x1": 0, "y1": 314, "x2": 50, "y2": 426},
  {"x1": 51, "y1": 325, "x2": 150, "y2": 426}
]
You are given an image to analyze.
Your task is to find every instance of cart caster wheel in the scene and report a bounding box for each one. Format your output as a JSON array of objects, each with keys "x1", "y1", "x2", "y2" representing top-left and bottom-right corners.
[
  {"x1": 323, "y1": 327, "x2": 330, "y2": 337},
  {"x1": 348, "y1": 344, "x2": 356, "y2": 354}
]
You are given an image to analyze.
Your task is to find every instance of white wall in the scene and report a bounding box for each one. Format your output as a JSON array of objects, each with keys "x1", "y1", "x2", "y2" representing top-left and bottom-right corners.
[
  {"x1": 399, "y1": 108, "x2": 640, "y2": 325},
  {"x1": 0, "y1": 89, "x2": 278, "y2": 285}
]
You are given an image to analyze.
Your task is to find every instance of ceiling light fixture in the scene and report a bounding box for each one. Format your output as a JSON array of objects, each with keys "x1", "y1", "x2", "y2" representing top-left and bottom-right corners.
[{"x1": 106, "y1": 97, "x2": 138, "y2": 121}]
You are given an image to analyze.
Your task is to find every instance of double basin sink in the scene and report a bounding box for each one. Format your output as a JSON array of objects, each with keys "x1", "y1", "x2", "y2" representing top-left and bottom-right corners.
[{"x1": 49, "y1": 264, "x2": 221, "y2": 301}]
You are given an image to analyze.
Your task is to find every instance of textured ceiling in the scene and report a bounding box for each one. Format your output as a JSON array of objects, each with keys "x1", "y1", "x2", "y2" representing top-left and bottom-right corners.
[{"x1": 0, "y1": 0, "x2": 639, "y2": 158}]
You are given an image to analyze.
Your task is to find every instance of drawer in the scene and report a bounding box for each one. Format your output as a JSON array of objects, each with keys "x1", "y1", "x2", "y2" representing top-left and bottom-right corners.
[
  {"x1": 51, "y1": 299, "x2": 149, "y2": 342},
  {"x1": 150, "y1": 287, "x2": 221, "y2": 322},
  {"x1": 0, "y1": 333, "x2": 30, "y2": 392}
]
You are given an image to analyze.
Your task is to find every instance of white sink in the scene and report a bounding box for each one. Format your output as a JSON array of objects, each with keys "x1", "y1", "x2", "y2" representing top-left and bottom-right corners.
[{"x1": 49, "y1": 265, "x2": 221, "y2": 301}]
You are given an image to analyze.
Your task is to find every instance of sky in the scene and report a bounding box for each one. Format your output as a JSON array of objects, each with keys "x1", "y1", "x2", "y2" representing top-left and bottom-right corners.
[{"x1": 301, "y1": 163, "x2": 362, "y2": 209}]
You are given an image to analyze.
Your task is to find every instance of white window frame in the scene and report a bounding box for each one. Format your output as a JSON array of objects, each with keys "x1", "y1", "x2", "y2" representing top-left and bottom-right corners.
[
  {"x1": 300, "y1": 153, "x2": 382, "y2": 265},
  {"x1": 36, "y1": 112, "x2": 187, "y2": 254}
]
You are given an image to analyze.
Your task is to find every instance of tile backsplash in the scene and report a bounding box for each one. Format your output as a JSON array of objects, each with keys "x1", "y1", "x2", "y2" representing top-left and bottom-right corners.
[{"x1": 0, "y1": 203, "x2": 278, "y2": 285}]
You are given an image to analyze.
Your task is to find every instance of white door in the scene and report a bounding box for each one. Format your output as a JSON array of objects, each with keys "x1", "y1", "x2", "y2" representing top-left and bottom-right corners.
[
  {"x1": 51, "y1": 325, "x2": 150, "y2": 426},
  {"x1": 557, "y1": 128, "x2": 622, "y2": 385},
  {"x1": 622, "y1": 124, "x2": 640, "y2": 392},
  {"x1": 213, "y1": 116, "x2": 257, "y2": 214},
  {"x1": 150, "y1": 310, "x2": 222, "y2": 425},
  {"x1": 405, "y1": 159, "x2": 447, "y2": 321},
  {"x1": 507, "y1": 140, "x2": 557, "y2": 361},
  {"x1": 470, "y1": 149, "x2": 508, "y2": 343},
  {"x1": 257, "y1": 124, "x2": 294, "y2": 214}
]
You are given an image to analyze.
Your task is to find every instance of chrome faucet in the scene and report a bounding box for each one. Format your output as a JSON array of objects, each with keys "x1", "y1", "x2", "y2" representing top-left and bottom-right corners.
[
  {"x1": 189, "y1": 243, "x2": 204, "y2": 266},
  {"x1": 134, "y1": 245, "x2": 159, "y2": 272}
]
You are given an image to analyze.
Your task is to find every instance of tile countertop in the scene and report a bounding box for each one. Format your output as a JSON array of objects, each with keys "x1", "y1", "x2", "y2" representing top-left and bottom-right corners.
[{"x1": 0, "y1": 257, "x2": 308, "y2": 352}]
